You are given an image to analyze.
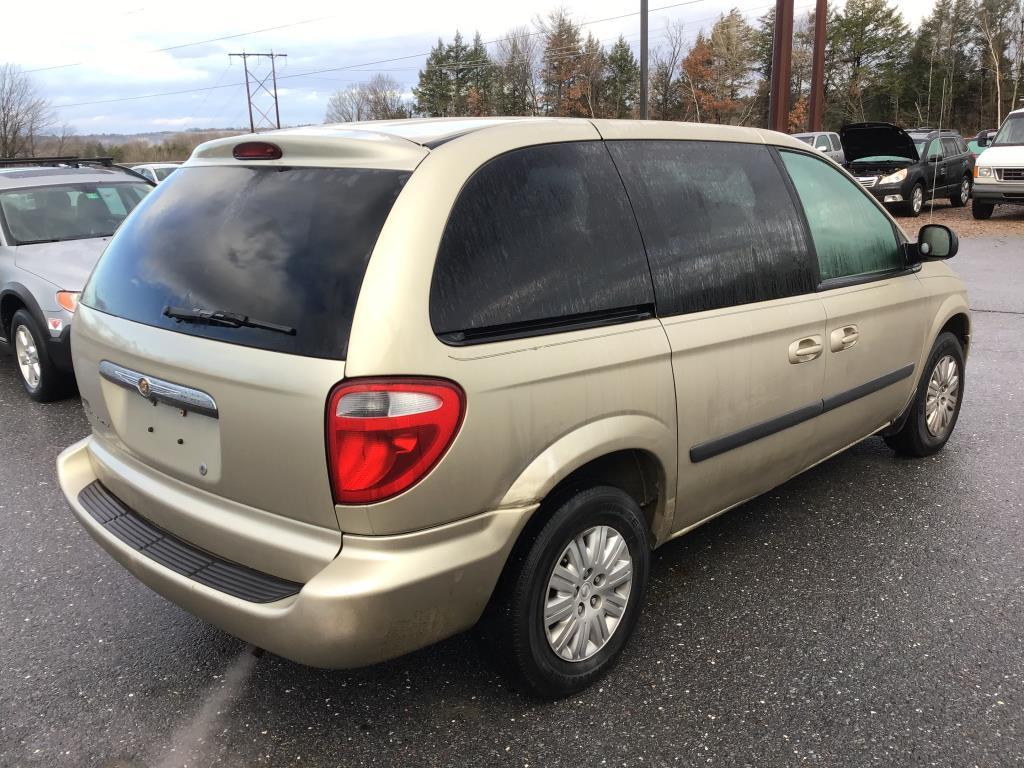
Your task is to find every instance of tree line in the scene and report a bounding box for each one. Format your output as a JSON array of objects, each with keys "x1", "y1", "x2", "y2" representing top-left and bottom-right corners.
[{"x1": 328, "y1": 0, "x2": 1024, "y2": 134}]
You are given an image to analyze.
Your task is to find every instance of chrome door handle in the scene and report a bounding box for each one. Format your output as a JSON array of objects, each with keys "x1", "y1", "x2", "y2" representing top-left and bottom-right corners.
[
  {"x1": 788, "y1": 335, "x2": 824, "y2": 363},
  {"x1": 830, "y1": 325, "x2": 859, "y2": 352}
]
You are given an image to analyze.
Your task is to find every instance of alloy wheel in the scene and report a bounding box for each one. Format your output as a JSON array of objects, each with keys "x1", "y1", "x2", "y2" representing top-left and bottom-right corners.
[
  {"x1": 544, "y1": 525, "x2": 633, "y2": 662},
  {"x1": 960, "y1": 178, "x2": 970, "y2": 204},
  {"x1": 925, "y1": 354, "x2": 959, "y2": 437},
  {"x1": 14, "y1": 324, "x2": 41, "y2": 391},
  {"x1": 912, "y1": 185, "x2": 924, "y2": 213}
]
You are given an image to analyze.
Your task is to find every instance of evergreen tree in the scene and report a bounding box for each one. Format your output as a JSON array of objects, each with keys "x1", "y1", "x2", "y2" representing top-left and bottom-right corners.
[
  {"x1": 414, "y1": 38, "x2": 453, "y2": 116},
  {"x1": 605, "y1": 36, "x2": 640, "y2": 118}
]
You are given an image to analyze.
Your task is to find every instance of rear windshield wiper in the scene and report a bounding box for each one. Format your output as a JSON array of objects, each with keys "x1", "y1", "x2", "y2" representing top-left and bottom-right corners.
[{"x1": 163, "y1": 306, "x2": 296, "y2": 336}]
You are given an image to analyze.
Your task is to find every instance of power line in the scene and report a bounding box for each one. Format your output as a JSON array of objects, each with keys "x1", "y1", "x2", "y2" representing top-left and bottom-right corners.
[
  {"x1": 51, "y1": 0, "x2": 711, "y2": 110},
  {"x1": 25, "y1": 16, "x2": 331, "y2": 74}
]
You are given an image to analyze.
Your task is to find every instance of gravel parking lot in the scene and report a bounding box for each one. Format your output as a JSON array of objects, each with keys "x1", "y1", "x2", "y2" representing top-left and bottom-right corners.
[
  {"x1": 1, "y1": 238, "x2": 1021, "y2": 767},
  {"x1": 894, "y1": 196, "x2": 1024, "y2": 238}
]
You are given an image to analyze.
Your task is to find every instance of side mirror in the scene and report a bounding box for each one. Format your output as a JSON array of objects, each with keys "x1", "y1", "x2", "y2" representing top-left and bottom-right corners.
[
  {"x1": 916, "y1": 224, "x2": 958, "y2": 261},
  {"x1": 977, "y1": 136, "x2": 990, "y2": 148}
]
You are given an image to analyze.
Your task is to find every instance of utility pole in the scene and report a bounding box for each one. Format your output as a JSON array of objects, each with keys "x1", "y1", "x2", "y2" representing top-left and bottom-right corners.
[
  {"x1": 228, "y1": 51, "x2": 288, "y2": 133},
  {"x1": 768, "y1": 0, "x2": 794, "y2": 133},
  {"x1": 807, "y1": 0, "x2": 826, "y2": 131},
  {"x1": 640, "y1": 0, "x2": 649, "y2": 119}
]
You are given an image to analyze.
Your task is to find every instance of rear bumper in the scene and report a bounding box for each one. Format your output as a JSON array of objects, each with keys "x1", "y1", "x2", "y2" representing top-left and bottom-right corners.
[
  {"x1": 58, "y1": 437, "x2": 536, "y2": 668},
  {"x1": 972, "y1": 180, "x2": 1024, "y2": 202}
]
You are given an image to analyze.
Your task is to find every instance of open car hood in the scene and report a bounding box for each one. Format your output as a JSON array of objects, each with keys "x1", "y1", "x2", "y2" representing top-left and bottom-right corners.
[{"x1": 840, "y1": 122, "x2": 919, "y2": 163}]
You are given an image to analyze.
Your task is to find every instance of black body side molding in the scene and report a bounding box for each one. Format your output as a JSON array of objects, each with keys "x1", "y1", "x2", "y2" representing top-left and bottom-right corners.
[{"x1": 689, "y1": 364, "x2": 915, "y2": 463}]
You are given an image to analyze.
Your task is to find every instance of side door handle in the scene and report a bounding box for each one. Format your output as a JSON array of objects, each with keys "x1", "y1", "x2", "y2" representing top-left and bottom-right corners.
[
  {"x1": 830, "y1": 324, "x2": 859, "y2": 352},
  {"x1": 788, "y1": 335, "x2": 823, "y2": 364}
]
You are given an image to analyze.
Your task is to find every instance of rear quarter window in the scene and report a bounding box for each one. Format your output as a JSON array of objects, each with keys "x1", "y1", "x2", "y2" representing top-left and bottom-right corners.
[
  {"x1": 429, "y1": 142, "x2": 654, "y2": 343},
  {"x1": 82, "y1": 166, "x2": 409, "y2": 360}
]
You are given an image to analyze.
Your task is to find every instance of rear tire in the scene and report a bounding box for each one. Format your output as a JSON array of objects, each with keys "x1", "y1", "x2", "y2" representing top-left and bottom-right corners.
[
  {"x1": 9, "y1": 309, "x2": 72, "y2": 402},
  {"x1": 949, "y1": 175, "x2": 970, "y2": 207},
  {"x1": 885, "y1": 332, "x2": 964, "y2": 457},
  {"x1": 972, "y1": 200, "x2": 994, "y2": 220},
  {"x1": 480, "y1": 486, "x2": 650, "y2": 699}
]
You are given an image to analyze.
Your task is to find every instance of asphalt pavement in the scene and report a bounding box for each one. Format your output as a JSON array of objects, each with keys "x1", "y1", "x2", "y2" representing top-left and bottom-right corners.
[{"x1": 1, "y1": 238, "x2": 1021, "y2": 767}]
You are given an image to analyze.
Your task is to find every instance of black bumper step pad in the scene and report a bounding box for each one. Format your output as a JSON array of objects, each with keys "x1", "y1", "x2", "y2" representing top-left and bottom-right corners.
[{"x1": 78, "y1": 481, "x2": 303, "y2": 603}]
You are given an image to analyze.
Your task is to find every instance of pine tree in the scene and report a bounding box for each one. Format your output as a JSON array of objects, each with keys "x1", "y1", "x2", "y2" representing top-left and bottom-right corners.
[
  {"x1": 465, "y1": 31, "x2": 496, "y2": 116},
  {"x1": 414, "y1": 39, "x2": 453, "y2": 116},
  {"x1": 605, "y1": 36, "x2": 640, "y2": 118}
]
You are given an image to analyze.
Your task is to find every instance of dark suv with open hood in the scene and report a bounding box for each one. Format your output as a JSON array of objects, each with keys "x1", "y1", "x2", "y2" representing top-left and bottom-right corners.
[{"x1": 840, "y1": 123, "x2": 974, "y2": 217}]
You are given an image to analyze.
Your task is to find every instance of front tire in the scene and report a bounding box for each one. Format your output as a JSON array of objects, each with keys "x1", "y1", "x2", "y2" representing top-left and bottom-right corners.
[
  {"x1": 972, "y1": 200, "x2": 995, "y2": 220},
  {"x1": 902, "y1": 182, "x2": 925, "y2": 217},
  {"x1": 885, "y1": 332, "x2": 965, "y2": 457},
  {"x1": 949, "y1": 175, "x2": 970, "y2": 207},
  {"x1": 10, "y1": 309, "x2": 72, "y2": 402},
  {"x1": 482, "y1": 486, "x2": 650, "y2": 698}
]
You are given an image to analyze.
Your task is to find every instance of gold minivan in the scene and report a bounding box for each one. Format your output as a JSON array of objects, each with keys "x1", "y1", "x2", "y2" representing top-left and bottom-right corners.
[{"x1": 57, "y1": 118, "x2": 970, "y2": 698}]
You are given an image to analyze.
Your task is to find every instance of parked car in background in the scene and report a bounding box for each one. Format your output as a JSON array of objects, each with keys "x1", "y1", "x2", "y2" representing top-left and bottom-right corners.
[
  {"x1": 971, "y1": 107, "x2": 1024, "y2": 220},
  {"x1": 131, "y1": 163, "x2": 181, "y2": 184},
  {"x1": 967, "y1": 129, "x2": 998, "y2": 159},
  {"x1": 793, "y1": 131, "x2": 845, "y2": 164},
  {"x1": 840, "y1": 123, "x2": 974, "y2": 216},
  {"x1": 58, "y1": 118, "x2": 970, "y2": 699},
  {"x1": 0, "y1": 162, "x2": 152, "y2": 400}
]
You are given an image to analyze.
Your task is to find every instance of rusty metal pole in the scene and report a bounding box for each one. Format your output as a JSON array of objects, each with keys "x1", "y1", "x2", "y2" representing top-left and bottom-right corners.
[
  {"x1": 768, "y1": 0, "x2": 794, "y2": 133},
  {"x1": 808, "y1": 0, "x2": 827, "y2": 131}
]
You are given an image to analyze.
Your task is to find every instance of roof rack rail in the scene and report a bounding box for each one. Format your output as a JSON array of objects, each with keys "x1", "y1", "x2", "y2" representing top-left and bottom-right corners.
[{"x1": 0, "y1": 156, "x2": 115, "y2": 169}]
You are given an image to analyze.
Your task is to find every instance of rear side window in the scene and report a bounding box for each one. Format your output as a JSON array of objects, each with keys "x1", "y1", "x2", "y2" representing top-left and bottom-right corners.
[
  {"x1": 606, "y1": 140, "x2": 816, "y2": 316},
  {"x1": 780, "y1": 150, "x2": 903, "y2": 282},
  {"x1": 82, "y1": 166, "x2": 409, "y2": 360},
  {"x1": 429, "y1": 142, "x2": 653, "y2": 343},
  {"x1": 830, "y1": 134, "x2": 842, "y2": 151}
]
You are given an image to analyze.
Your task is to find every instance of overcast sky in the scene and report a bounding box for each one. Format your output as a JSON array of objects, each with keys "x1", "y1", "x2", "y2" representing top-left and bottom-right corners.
[{"x1": 9, "y1": 0, "x2": 937, "y2": 135}]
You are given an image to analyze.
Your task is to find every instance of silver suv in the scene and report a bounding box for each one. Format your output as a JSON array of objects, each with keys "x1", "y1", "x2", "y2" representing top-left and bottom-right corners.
[
  {"x1": 0, "y1": 164, "x2": 152, "y2": 400},
  {"x1": 58, "y1": 119, "x2": 969, "y2": 698}
]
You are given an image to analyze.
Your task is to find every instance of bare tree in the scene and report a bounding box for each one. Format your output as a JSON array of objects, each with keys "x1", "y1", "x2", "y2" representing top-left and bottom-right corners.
[
  {"x1": 650, "y1": 20, "x2": 688, "y2": 120},
  {"x1": 0, "y1": 64, "x2": 52, "y2": 157},
  {"x1": 325, "y1": 74, "x2": 409, "y2": 123},
  {"x1": 365, "y1": 74, "x2": 410, "y2": 119},
  {"x1": 325, "y1": 84, "x2": 373, "y2": 123},
  {"x1": 55, "y1": 123, "x2": 75, "y2": 156},
  {"x1": 978, "y1": 0, "x2": 1013, "y2": 125},
  {"x1": 495, "y1": 26, "x2": 540, "y2": 115}
]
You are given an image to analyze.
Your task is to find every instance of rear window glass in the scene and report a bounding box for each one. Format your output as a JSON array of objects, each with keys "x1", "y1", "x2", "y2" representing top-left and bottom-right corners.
[
  {"x1": 0, "y1": 182, "x2": 150, "y2": 244},
  {"x1": 82, "y1": 166, "x2": 409, "y2": 360},
  {"x1": 429, "y1": 142, "x2": 653, "y2": 343}
]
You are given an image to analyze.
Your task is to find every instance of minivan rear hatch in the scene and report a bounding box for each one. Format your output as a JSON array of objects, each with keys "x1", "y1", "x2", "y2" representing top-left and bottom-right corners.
[
  {"x1": 76, "y1": 150, "x2": 415, "y2": 538},
  {"x1": 840, "y1": 122, "x2": 919, "y2": 164}
]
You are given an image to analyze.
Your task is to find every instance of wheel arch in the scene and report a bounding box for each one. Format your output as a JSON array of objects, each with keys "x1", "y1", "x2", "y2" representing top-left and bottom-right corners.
[
  {"x1": 0, "y1": 284, "x2": 46, "y2": 340},
  {"x1": 498, "y1": 415, "x2": 677, "y2": 547}
]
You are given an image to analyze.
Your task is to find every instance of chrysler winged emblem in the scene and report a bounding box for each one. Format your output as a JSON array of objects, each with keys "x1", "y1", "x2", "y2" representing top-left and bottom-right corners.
[{"x1": 137, "y1": 377, "x2": 152, "y2": 398}]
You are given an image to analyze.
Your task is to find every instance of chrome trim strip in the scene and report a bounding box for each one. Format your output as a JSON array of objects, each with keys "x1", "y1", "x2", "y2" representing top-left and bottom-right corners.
[{"x1": 99, "y1": 360, "x2": 218, "y2": 419}]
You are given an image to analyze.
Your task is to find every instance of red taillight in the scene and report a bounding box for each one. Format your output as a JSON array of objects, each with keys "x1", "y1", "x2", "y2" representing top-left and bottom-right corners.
[
  {"x1": 326, "y1": 379, "x2": 465, "y2": 504},
  {"x1": 232, "y1": 141, "x2": 283, "y2": 160}
]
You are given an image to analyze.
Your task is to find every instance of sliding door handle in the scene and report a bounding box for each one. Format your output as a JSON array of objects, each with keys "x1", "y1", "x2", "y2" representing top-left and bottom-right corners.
[
  {"x1": 788, "y1": 335, "x2": 823, "y2": 364},
  {"x1": 830, "y1": 325, "x2": 860, "y2": 352}
]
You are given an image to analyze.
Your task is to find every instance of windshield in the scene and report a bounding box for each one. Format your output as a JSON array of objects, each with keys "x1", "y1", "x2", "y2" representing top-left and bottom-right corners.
[
  {"x1": 0, "y1": 182, "x2": 151, "y2": 245},
  {"x1": 795, "y1": 135, "x2": 814, "y2": 145},
  {"x1": 82, "y1": 165, "x2": 410, "y2": 360},
  {"x1": 992, "y1": 115, "x2": 1024, "y2": 146}
]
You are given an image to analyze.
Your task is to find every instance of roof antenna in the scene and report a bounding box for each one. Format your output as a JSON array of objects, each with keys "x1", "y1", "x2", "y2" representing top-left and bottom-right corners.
[{"x1": 929, "y1": 77, "x2": 947, "y2": 222}]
